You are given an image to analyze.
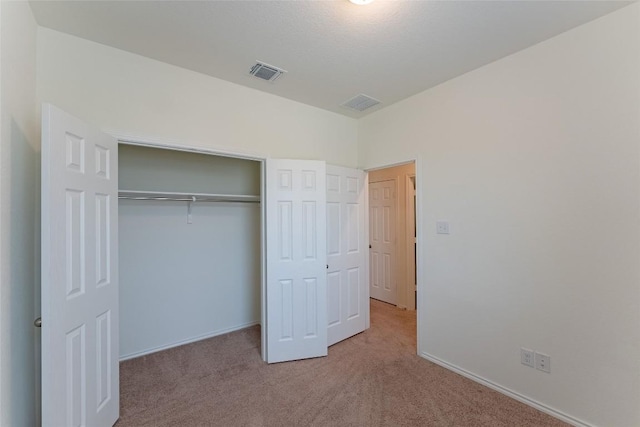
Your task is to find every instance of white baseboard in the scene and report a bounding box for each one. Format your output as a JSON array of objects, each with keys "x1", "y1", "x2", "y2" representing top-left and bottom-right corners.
[
  {"x1": 420, "y1": 351, "x2": 593, "y2": 427},
  {"x1": 120, "y1": 321, "x2": 260, "y2": 362}
]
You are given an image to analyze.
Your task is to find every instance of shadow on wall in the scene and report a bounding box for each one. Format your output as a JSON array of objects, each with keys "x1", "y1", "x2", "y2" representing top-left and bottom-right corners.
[{"x1": 7, "y1": 118, "x2": 40, "y2": 426}]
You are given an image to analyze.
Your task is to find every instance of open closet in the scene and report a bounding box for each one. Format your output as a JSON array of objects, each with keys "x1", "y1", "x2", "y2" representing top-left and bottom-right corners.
[
  {"x1": 41, "y1": 104, "x2": 369, "y2": 426},
  {"x1": 117, "y1": 145, "x2": 262, "y2": 360}
]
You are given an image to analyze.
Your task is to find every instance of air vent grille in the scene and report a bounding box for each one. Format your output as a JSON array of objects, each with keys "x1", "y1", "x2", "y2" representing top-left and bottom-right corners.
[
  {"x1": 341, "y1": 94, "x2": 381, "y2": 112},
  {"x1": 250, "y1": 61, "x2": 286, "y2": 82}
]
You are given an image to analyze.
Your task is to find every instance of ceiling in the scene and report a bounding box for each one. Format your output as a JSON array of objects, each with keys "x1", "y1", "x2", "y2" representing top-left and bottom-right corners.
[{"x1": 30, "y1": 0, "x2": 631, "y2": 118}]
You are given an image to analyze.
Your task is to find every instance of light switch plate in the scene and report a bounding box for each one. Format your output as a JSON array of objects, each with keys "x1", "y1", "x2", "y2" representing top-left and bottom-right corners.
[{"x1": 436, "y1": 221, "x2": 450, "y2": 234}]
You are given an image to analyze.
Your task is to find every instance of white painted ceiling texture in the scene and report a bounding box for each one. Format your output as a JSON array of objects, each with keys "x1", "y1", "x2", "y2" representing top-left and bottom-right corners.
[{"x1": 30, "y1": 0, "x2": 631, "y2": 117}]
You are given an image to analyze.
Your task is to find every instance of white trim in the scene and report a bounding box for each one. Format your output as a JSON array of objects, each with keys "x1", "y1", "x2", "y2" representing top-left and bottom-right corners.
[
  {"x1": 414, "y1": 155, "x2": 424, "y2": 356},
  {"x1": 260, "y1": 160, "x2": 267, "y2": 361},
  {"x1": 420, "y1": 352, "x2": 593, "y2": 427},
  {"x1": 108, "y1": 131, "x2": 268, "y2": 161},
  {"x1": 392, "y1": 177, "x2": 402, "y2": 308},
  {"x1": 363, "y1": 174, "x2": 371, "y2": 330},
  {"x1": 405, "y1": 173, "x2": 416, "y2": 311},
  {"x1": 120, "y1": 321, "x2": 260, "y2": 362},
  {"x1": 364, "y1": 159, "x2": 415, "y2": 172}
]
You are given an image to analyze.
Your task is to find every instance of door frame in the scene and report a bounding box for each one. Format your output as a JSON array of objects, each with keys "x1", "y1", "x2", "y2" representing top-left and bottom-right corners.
[
  {"x1": 405, "y1": 173, "x2": 416, "y2": 311},
  {"x1": 364, "y1": 157, "x2": 422, "y2": 354},
  {"x1": 108, "y1": 132, "x2": 271, "y2": 360},
  {"x1": 104, "y1": 132, "x2": 374, "y2": 361}
]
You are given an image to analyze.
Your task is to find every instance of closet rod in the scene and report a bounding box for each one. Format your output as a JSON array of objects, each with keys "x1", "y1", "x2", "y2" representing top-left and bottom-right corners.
[
  {"x1": 118, "y1": 190, "x2": 260, "y2": 204},
  {"x1": 118, "y1": 196, "x2": 260, "y2": 203}
]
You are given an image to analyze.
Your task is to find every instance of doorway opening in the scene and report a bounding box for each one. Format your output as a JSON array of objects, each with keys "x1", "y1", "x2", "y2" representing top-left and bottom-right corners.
[
  {"x1": 367, "y1": 161, "x2": 417, "y2": 348},
  {"x1": 117, "y1": 142, "x2": 265, "y2": 362}
]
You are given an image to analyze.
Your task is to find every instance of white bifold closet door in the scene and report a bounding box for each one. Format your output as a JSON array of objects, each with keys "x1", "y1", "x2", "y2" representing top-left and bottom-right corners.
[
  {"x1": 326, "y1": 165, "x2": 368, "y2": 346},
  {"x1": 264, "y1": 161, "x2": 368, "y2": 362},
  {"x1": 265, "y1": 159, "x2": 328, "y2": 363},
  {"x1": 41, "y1": 104, "x2": 119, "y2": 427}
]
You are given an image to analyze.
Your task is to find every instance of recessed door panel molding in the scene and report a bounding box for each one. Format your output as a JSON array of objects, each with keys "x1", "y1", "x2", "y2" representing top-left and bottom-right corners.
[
  {"x1": 371, "y1": 252, "x2": 380, "y2": 290},
  {"x1": 382, "y1": 206, "x2": 392, "y2": 243},
  {"x1": 278, "y1": 169, "x2": 293, "y2": 191},
  {"x1": 371, "y1": 206, "x2": 379, "y2": 242},
  {"x1": 383, "y1": 186, "x2": 392, "y2": 200},
  {"x1": 66, "y1": 132, "x2": 85, "y2": 173},
  {"x1": 278, "y1": 201, "x2": 293, "y2": 261},
  {"x1": 66, "y1": 189, "x2": 85, "y2": 299},
  {"x1": 266, "y1": 159, "x2": 327, "y2": 363},
  {"x1": 95, "y1": 310, "x2": 112, "y2": 412},
  {"x1": 302, "y1": 201, "x2": 317, "y2": 260},
  {"x1": 369, "y1": 179, "x2": 397, "y2": 305},
  {"x1": 66, "y1": 324, "x2": 86, "y2": 427},
  {"x1": 304, "y1": 278, "x2": 318, "y2": 338},
  {"x1": 301, "y1": 170, "x2": 317, "y2": 191},
  {"x1": 95, "y1": 193, "x2": 110, "y2": 288},
  {"x1": 42, "y1": 104, "x2": 119, "y2": 427},
  {"x1": 347, "y1": 267, "x2": 360, "y2": 320},
  {"x1": 346, "y1": 176, "x2": 358, "y2": 194},
  {"x1": 327, "y1": 272, "x2": 341, "y2": 327},
  {"x1": 326, "y1": 165, "x2": 369, "y2": 347},
  {"x1": 95, "y1": 145, "x2": 110, "y2": 179},
  {"x1": 327, "y1": 202, "x2": 341, "y2": 256},
  {"x1": 371, "y1": 186, "x2": 379, "y2": 201},
  {"x1": 347, "y1": 203, "x2": 359, "y2": 253},
  {"x1": 327, "y1": 174, "x2": 340, "y2": 193},
  {"x1": 280, "y1": 279, "x2": 294, "y2": 341},
  {"x1": 383, "y1": 253, "x2": 392, "y2": 291}
]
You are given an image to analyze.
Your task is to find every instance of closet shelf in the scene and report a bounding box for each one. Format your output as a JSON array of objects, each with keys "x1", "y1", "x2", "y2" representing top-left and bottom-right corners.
[{"x1": 118, "y1": 190, "x2": 260, "y2": 203}]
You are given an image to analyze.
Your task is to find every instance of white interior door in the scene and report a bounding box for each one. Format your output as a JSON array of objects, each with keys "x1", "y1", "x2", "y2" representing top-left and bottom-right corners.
[
  {"x1": 265, "y1": 159, "x2": 327, "y2": 363},
  {"x1": 326, "y1": 165, "x2": 368, "y2": 346},
  {"x1": 369, "y1": 180, "x2": 397, "y2": 305},
  {"x1": 41, "y1": 104, "x2": 119, "y2": 426}
]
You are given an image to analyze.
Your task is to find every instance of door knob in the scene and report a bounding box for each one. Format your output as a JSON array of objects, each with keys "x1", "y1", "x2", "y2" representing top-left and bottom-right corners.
[{"x1": 34, "y1": 317, "x2": 41, "y2": 328}]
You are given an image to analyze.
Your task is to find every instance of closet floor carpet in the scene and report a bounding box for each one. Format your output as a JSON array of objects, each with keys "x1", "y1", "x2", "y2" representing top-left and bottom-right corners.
[{"x1": 118, "y1": 299, "x2": 568, "y2": 427}]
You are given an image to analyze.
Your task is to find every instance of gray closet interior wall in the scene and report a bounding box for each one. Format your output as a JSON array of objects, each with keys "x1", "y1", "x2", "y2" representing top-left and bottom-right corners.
[{"x1": 118, "y1": 144, "x2": 261, "y2": 359}]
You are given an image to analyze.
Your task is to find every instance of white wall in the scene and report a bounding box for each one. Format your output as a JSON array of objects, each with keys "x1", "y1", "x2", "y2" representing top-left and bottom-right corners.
[
  {"x1": 36, "y1": 28, "x2": 359, "y2": 167},
  {"x1": 359, "y1": 5, "x2": 639, "y2": 427},
  {"x1": 118, "y1": 145, "x2": 261, "y2": 359},
  {"x1": 0, "y1": 1, "x2": 39, "y2": 425}
]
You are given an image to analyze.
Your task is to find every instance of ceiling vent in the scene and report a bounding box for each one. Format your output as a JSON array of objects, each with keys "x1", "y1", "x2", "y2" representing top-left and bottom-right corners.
[
  {"x1": 341, "y1": 93, "x2": 381, "y2": 112},
  {"x1": 249, "y1": 61, "x2": 286, "y2": 82}
]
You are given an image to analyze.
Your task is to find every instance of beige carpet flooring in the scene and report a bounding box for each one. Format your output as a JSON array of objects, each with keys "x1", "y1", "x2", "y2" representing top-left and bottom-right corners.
[{"x1": 118, "y1": 299, "x2": 568, "y2": 426}]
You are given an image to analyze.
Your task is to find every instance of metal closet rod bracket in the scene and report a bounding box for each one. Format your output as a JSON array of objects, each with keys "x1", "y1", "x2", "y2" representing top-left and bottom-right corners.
[{"x1": 187, "y1": 196, "x2": 196, "y2": 224}]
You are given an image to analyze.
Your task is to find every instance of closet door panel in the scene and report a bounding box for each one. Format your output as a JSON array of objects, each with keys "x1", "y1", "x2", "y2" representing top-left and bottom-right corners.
[
  {"x1": 326, "y1": 165, "x2": 369, "y2": 347},
  {"x1": 266, "y1": 159, "x2": 327, "y2": 363},
  {"x1": 41, "y1": 104, "x2": 119, "y2": 427}
]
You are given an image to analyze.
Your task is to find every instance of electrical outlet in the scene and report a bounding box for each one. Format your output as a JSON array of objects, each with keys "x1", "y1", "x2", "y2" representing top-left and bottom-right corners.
[
  {"x1": 521, "y1": 348, "x2": 534, "y2": 368},
  {"x1": 436, "y1": 221, "x2": 450, "y2": 234},
  {"x1": 535, "y1": 352, "x2": 551, "y2": 373}
]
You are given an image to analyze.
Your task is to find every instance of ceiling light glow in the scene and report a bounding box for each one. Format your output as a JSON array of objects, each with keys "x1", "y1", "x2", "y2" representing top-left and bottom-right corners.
[{"x1": 349, "y1": 0, "x2": 374, "y2": 5}]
